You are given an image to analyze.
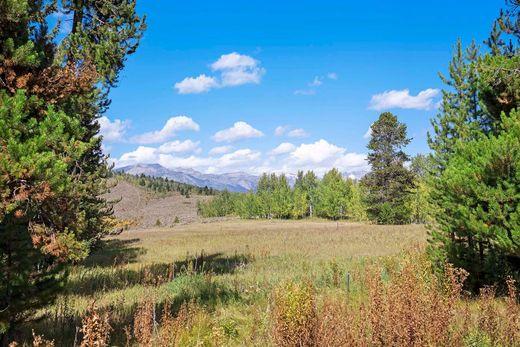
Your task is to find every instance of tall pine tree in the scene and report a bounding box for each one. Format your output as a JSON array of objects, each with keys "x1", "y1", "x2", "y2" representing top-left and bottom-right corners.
[{"x1": 362, "y1": 112, "x2": 415, "y2": 224}]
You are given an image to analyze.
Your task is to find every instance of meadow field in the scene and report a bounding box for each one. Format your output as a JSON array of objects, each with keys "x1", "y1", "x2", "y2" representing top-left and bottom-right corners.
[{"x1": 22, "y1": 220, "x2": 519, "y2": 346}]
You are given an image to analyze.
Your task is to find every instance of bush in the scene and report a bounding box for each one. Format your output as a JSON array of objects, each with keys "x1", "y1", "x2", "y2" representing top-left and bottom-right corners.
[{"x1": 271, "y1": 281, "x2": 317, "y2": 347}]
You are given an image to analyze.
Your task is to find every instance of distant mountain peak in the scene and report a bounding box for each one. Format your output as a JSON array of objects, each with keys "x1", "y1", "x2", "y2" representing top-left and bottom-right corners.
[{"x1": 115, "y1": 163, "x2": 259, "y2": 192}]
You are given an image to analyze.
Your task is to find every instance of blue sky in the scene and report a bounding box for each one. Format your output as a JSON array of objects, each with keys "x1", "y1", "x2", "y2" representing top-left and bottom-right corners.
[{"x1": 101, "y1": 0, "x2": 504, "y2": 176}]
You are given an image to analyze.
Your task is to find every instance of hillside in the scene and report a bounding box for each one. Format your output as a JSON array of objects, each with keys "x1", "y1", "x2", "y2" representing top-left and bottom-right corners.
[{"x1": 105, "y1": 178, "x2": 213, "y2": 228}]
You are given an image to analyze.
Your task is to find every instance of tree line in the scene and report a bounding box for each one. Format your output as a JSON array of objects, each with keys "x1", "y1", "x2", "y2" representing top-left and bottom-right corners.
[
  {"x1": 198, "y1": 169, "x2": 368, "y2": 220},
  {"x1": 198, "y1": 135, "x2": 431, "y2": 225},
  {"x1": 116, "y1": 172, "x2": 217, "y2": 197}
]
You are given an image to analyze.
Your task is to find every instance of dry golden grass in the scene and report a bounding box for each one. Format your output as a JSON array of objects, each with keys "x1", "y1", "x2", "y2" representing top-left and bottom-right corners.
[
  {"x1": 19, "y1": 219, "x2": 426, "y2": 345},
  {"x1": 114, "y1": 219, "x2": 427, "y2": 263},
  {"x1": 20, "y1": 220, "x2": 520, "y2": 346}
]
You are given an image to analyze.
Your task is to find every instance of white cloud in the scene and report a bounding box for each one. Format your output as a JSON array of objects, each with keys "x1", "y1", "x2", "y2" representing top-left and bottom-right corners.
[
  {"x1": 175, "y1": 53, "x2": 264, "y2": 94},
  {"x1": 294, "y1": 89, "x2": 316, "y2": 96},
  {"x1": 174, "y1": 75, "x2": 218, "y2": 94},
  {"x1": 132, "y1": 116, "x2": 200, "y2": 144},
  {"x1": 213, "y1": 53, "x2": 265, "y2": 87},
  {"x1": 212, "y1": 121, "x2": 264, "y2": 143},
  {"x1": 211, "y1": 52, "x2": 258, "y2": 70},
  {"x1": 265, "y1": 139, "x2": 368, "y2": 177},
  {"x1": 158, "y1": 140, "x2": 200, "y2": 154},
  {"x1": 333, "y1": 152, "x2": 368, "y2": 169},
  {"x1": 119, "y1": 146, "x2": 158, "y2": 164},
  {"x1": 220, "y1": 67, "x2": 264, "y2": 87},
  {"x1": 209, "y1": 145, "x2": 233, "y2": 155},
  {"x1": 369, "y1": 88, "x2": 440, "y2": 111},
  {"x1": 290, "y1": 139, "x2": 345, "y2": 165},
  {"x1": 214, "y1": 148, "x2": 261, "y2": 169},
  {"x1": 270, "y1": 142, "x2": 296, "y2": 156},
  {"x1": 287, "y1": 128, "x2": 308, "y2": 138},
  {"x1": 309, "y1": 76, "x2": 322, "y2": 87},
  {"x1": 98, "y1": 116, "x2": 130, "y2": 142},
  {"x1": 327, "y1": 72, "x2": 338, "y2": 80},
  {"x1": 274, "y1": 125, "x2": 287, "y2": 136}
]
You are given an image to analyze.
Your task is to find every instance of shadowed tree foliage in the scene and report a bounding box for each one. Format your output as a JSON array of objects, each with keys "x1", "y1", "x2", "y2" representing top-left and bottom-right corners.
[
  {"x1": 0, "y1": 0, "x2": 145, "y2": 340},
  {"x1": 362, "y1": 112, "x2": 415, "y2": 224}
]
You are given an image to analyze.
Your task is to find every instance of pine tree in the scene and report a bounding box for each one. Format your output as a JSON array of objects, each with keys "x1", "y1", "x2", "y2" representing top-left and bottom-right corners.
[
  {"x1": 429, "y1": 110, "x2": 520, "y2": 290},
  {"x1": 362, "y1": 112, "x2": 415, "y2": 224},
  {"x1": 428, "y1": 1, "x2": 520, "y2": 290},
  {"x1": 0, "y1": 0, "x2": 145, "y2": 339},
  {"x1": 427, "y1": 39, "x2": 483, "y2": 171}
]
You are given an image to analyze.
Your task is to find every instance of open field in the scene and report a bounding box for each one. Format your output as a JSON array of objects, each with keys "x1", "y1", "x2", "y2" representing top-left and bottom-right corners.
[
  {"x1": 26, "y1": 220, "x2": 426, "y2": 345},
  {"x1": 23, "y1": 220, "x2": 519, "y2": 346}
]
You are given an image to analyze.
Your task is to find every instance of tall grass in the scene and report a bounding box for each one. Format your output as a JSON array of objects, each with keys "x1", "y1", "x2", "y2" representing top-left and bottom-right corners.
[{"x1": 10, "y1": 221, "x2": 519, "y2": 346}]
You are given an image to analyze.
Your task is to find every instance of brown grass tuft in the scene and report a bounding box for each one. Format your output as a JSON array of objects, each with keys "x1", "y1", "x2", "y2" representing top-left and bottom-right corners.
[{"x1": 80, "y1": 303, "x2": 111, "y2": 347}]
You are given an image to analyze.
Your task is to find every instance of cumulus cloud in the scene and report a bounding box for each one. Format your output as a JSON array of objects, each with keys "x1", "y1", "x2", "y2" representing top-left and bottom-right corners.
[
  {"x1": 119, "y1": 146, "x2": 158, "y2": 164},
  {"x1": 174, "y1": 75, "x2": 218, "y2": 94},
  {"x1": 210, "y1": 52, "x2": 258, "y2": 70},
  {"x1": 175, "y1": 52, "x2": 265, "y2": 94},
  {"x1": 98, "y1": 116, "x2": 130, "y2": 142},
  {"x1": 269, "y1": 142, "x2": 296, "y2": 156},
  {"x1": 131, "y1": 116, "x2": 200, "y2": 144},
  {"x1": 369, "y1": 88, "x2": 440, "y2": 111},
  {"x1": 213, "y1": 149, "x2": 261, "y2": 169},
  {"x1": 287, "y1": 128, "x2": 308, "y2": 138},
  {"x1": 288, "y1": 140, "x2": 368, "y2": 176},
  {"x1": 213, "y1": 53, "x2": 265, "y2": 87},
  {"x1": 274, "y1": 125, "x2": 287, "y2": 136},
  {"x1": 290, "y1": 139, "x2": 345, "y2": 165},
  {"x1": 209, "y1": 145, "x2": 233, "y2": 155},
  {"x1": 157, "y1": 139, "x2": 200, "y2": 154},
  {"x1": 212, "y1": 121, "x2": 264, "y2": 143}
]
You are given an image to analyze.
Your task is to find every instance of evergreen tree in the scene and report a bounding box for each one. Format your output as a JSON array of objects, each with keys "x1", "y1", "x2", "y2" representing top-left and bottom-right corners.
[
  {"x1": 0, "y1": 0, "x2": 145, "y2": 339},
  {"x1": 362, "y1": 112, "x2": 415, "y2": 224},
  {"x1": 427, "y1": 39, "x2": 483, "y2": 171},
  {"x1": 429, "y1": 110, "x2": 520, "y2": 290},
  {"x1": 428, "y1": 1, "x2": 520, "y2": 289}
]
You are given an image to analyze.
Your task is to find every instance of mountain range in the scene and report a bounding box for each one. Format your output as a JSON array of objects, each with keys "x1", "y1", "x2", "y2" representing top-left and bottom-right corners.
[{"x1": 115, "y1": 163, "x2": 260, "y2": 192}]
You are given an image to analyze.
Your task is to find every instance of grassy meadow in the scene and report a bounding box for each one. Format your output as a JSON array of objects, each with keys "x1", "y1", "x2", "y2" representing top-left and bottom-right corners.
[{"x1": 22, "y1": 220, "x2": 519, "y2": 346}]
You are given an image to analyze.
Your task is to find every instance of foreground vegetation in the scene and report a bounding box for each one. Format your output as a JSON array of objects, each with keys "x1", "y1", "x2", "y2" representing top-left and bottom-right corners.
[{"x1": 11, "y1": 220, "x2": 518, "y2": 346}]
